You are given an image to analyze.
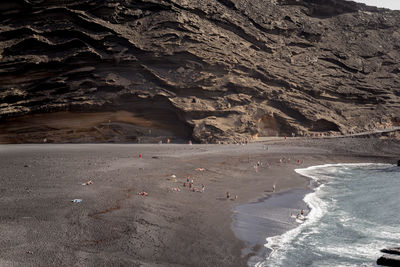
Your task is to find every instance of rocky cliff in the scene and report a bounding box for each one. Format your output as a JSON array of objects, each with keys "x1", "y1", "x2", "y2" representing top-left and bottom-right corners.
[{"x1": 1, "y1": 0, "x2": 400, "y2": 143}]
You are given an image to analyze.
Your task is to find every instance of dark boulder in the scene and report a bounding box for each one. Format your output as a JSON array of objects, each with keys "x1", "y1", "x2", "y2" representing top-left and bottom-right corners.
[
  {"x1": 382, "y1": 248, "x2": 400, "y2": 255},
  {"x1": 377, "y1": 254, "x2": 400, "y2": 266}
]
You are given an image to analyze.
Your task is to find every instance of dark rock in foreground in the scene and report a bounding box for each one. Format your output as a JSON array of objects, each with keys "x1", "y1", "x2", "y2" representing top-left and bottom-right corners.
[
  {"x1": 382, "y1": 248, "x2": 400, "y2": 256},
  {"x1": 1, "y1": 0, "x2": 400, "y2": 143},
  {"x1": 377, "y1": 254, "x2": 400, "y2": 266},
  {"x1": 378, "y1": 248, "x2": 400, "y2": 266}
]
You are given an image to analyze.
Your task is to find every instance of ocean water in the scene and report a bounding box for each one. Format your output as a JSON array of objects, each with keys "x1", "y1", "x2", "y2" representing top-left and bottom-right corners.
[{"x1": 258, "y1": 163, "x2": 400, "y2": 267}]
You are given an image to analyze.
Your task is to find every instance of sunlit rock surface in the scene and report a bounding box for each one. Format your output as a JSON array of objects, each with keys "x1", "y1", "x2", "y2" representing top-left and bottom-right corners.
[{"x1": 1, "y1": 0, "x2": 399, "y2": 143}]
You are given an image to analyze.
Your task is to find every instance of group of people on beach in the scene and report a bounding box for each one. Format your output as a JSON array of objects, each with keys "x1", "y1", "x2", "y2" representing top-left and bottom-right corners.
[
  {"x1": 251, "y1": 156, "x2": 304, "y2": 175},
  {"x1": 226, "y1": 191, "x2": 238, "y2": 200},
  {"x1": 252, "y1": 160, "x2": 272, "y2": 173},
  {"x1": 173, "y1": 173, "x2": 241, "y2": 202},
  {"x1": 182, "y1": 176, "x2": 205, "y2": 193},
  {"x1": 175, "y1": 175, "x2": 241, "y2": 202},
  {"x1": 279, "y1": 156, "x2": 303, "y2": 165}
]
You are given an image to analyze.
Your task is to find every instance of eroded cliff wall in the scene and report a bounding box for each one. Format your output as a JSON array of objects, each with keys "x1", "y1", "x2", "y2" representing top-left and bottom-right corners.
[{"x1": 1, "y1": 0, "x2": 399, "y2": 143}]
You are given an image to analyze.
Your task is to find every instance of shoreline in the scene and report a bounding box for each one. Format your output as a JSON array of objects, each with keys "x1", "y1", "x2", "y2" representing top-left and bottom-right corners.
[
  {"x1": 234, "y1": 160, "x2": 399, "y2": 267},
  {"x1": 257, "y1": 162, "x2": 400, "y2": 266},
  {"x1": 0, "y1": 138, "x2": 398, "y2": 266},
  {"x1": 233, "y1": 187, "x2": 312, "y2": 266}
]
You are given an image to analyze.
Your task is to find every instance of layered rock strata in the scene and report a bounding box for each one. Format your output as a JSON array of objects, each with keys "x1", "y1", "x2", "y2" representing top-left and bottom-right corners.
[{"x1": 1, "y1": 0, "x2": 400, "y2": 142}]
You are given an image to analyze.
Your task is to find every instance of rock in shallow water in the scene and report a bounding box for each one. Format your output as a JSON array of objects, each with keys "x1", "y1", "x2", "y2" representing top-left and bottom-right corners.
[
  {"x1": 382, "y1": 247, "x2": 400, "y2": 256},
  {"x1": 377, "y1": 254, "x2": 400, "y2": 266}
]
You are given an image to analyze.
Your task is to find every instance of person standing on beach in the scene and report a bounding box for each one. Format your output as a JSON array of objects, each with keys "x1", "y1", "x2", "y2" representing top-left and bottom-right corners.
[
  {"x1": 272, "y1": 184, "x2": 276, "y2": 192},
  {"x1": 226, "y1": 191, "x2": 230, "y2": 199}
]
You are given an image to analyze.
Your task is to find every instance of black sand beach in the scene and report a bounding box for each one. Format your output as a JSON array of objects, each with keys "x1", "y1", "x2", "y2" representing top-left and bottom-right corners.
[
  {"x1": 0, "y1": 138, "x2": 398, "y2": 266},
  {"x1": 233, "y1": 188, "x2": 311, "y2": 265}
]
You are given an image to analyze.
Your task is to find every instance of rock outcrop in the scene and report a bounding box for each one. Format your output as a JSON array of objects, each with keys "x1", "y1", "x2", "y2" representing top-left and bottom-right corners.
[
  {"x1": 382, "y1": 247, "x2": 400, "y2": 256},
  {"x1": 378, "y1": 247, "x2": 400, "y2": 266},
  {"x1": 1, "y1": 0, "x2": 400, "y2": 143}
]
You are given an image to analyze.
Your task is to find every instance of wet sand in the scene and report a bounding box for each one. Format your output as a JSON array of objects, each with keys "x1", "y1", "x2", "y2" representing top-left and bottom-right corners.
[
  {"x1": 0, "y1": 138, "x2": 398, "y2": 266},
  {"x1": 233, "y1": 188, "x2": 311, "y2": 265}
]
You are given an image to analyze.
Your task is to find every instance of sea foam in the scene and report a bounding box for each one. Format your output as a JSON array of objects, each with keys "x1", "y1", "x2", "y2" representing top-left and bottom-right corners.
[{"x1": 257, "y1": 163, "x2": 397, "y2": 267}]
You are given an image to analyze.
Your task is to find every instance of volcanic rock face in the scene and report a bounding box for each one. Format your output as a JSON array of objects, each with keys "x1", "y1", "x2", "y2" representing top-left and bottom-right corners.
[{"x1": 0, "y1": 0, "x2": 400, "y2": 143}]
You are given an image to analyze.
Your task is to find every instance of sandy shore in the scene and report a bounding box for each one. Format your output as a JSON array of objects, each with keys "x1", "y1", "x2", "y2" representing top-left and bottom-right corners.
[{"x1": 0, "y1": 138, "x2": 398, "y2": 266}]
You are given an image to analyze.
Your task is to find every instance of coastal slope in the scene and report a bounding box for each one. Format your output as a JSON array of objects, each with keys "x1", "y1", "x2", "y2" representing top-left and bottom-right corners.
[{"x1": 1, "y1": 0, "x2": 400, "y2": 142}]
